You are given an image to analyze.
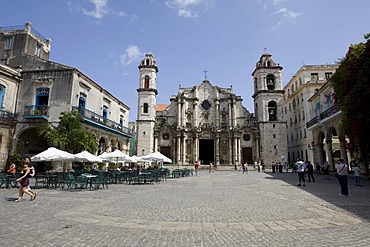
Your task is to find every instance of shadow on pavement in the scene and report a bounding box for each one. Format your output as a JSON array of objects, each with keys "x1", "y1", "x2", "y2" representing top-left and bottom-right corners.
[{"x1": 264, "y1": 171, "x2": 370, "y2": 222}]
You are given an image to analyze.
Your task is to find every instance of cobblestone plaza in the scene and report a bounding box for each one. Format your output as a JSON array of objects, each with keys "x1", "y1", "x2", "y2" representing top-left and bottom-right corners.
[{"x1": 1, "y1": 170, "x2": 370, "y2": 247}]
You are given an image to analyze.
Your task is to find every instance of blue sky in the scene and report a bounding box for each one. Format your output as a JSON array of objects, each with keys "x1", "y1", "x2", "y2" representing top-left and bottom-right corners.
[{"x1": 2, "y1": 0, "x2": 370, "y2": 121}]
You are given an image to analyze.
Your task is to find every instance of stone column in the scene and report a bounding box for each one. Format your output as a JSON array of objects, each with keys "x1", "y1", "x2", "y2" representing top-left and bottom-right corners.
[
  {"x1": 228, "y1": 100, "x2": 232, "y2": 127},
  {"x1": 229, "y1": 135, "x2": 233, "y2": 166},
  {"x1": 154, "y1": 135, "x2": 158, "y2": 152},
  {"x1": 176, "y1": 136, "x2": 181, "y2": 165},
  {"x1": 215, "y1": 133, "x2": 220, "y2": 167},
  {"x1": 255, "y1": 136, "x2": 260, "y2": 162},
  {"x1": 234, "y1": 136, "x2": 239, "y2": 167},
  {"x1": 177, "y1": 101, "x2": 181, "y2": 127},
  {"x1": 182, "y1": 134, "x2": 186, "y2": 164},
  {"x1": 326, "y1": 139, "x2": 334, "y2": 171}
]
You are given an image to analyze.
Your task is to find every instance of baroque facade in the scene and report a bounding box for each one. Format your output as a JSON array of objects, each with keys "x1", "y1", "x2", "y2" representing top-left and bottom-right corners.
[
  {"x1": 136, "y1": 52, "x2": 288, "y2": 167},
  {"x1": 0, "y1": 23, "x2": 133, "y2": 167}
]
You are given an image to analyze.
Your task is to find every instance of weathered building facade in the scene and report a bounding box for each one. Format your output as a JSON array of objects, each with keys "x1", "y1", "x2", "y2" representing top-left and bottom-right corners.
[
  {"x1": 0, "y1": 23, "x2": 133, "y2": 165},
  {"x1": 283, "y1": 65, "x2": 338, "y2": 164},
  {"x1": 136, "y1": 52, "x2": 288, "y2": 167}
]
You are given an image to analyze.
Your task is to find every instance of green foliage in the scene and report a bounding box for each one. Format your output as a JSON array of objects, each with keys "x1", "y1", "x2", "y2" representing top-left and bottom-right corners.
[
  {"x1": 331, "y1": 38, "x2": 370, "y2": 162},
  {"x1": 5, "y1": 152, "x2": 25, "y2": 172},
  {"x1": 38, "y1": 110, "x2": 98, "y2": 153}
]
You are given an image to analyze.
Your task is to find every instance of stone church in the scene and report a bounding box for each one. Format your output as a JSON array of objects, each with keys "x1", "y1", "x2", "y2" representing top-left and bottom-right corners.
[{"x1": 136, "y1": 52, "x2": 287, "y2": 167}]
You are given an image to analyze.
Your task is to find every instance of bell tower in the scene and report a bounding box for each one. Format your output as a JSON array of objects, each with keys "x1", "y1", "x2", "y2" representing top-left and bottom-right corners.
[
  {"x1": 252, "y1": 52, "x2": 287, "y2": 166},
  {"x1": 136, "y1": 52, "x2": 158, "y2": 156}
]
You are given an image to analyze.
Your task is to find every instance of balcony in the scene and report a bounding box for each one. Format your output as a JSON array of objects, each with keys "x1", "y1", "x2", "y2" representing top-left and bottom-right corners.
[
  {"x1": 0, "y1": 110, "x2": 17, "y2": 123},
  {"x1": 23, "y1": 105, "x2": 49, "y2": 120},
  {"x1": 306, "y1": 116, "x2": 320, "y2": 129},
  {"x1": 320, "y1": 105, "x2": 340, "y2": 120},
  {"x1": 73, "y1": 107, "x2": 133, "y2": 138}
]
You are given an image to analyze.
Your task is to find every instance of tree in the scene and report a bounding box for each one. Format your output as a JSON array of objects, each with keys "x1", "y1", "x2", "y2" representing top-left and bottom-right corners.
[
  {"x1": 39, "y1": 110, "x2": 98, "y2": 153},
  {"x1": 331, "y1": 34, "x2": 370, "y2": 162}
]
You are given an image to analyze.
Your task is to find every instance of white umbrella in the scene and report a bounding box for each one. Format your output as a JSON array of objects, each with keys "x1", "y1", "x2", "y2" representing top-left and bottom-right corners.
[
  {"x1": 132, "y1": 155, "x2": 144, "y2": 162},
  {"x1": 74, "y1": 150, "x2": 102, "y2": 163},
  {"x1": 141, "y1": 152, "x2": 172, "y2": 163},
  {"x1": 31, "y1": 147, "x2": 75, "y2": 162},
  {"x1": 104, "y1": 149, "x2": 135, "y2": 163}
]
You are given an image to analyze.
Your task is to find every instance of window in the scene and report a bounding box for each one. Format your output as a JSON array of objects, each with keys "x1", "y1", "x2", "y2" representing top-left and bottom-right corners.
[
  {"x1": 268, "y1": 101, "x2": 277, "y2": 121},
  {"x1": 311, "y1": 73, "x2": 319, "y2": 81},
  {"x1": 299, "y1": 77, "x2": 302, "y2": 86},
  {"x1": 78, "y1": 93, "x2": 86, "y2": 109},
  {"x1": 144, "y1": 76, "x2": 150, "y2": 89},
  {"x1": 266, "y1": 74, "x2": 275, "y2": 90},
  {"x1": 304, "y1": 129, "x2": 307, "y2": 138},
  {"x1": 143, "y1": 103, "x2": 149, "y2": 113},
  {"x1": 5, "y1": 36, "x2": 13, "y2": 50},
  {"x1": 302, "y1": 110, "x2": 305, "y2": 120},
  {"x1": 0, "y1": 85, "x2": 6, "y2": 109},
  {"x1": 102, "y1": 106, "x2": 108, "y2": 119},
  {"x1": 120, "y1": 115, "x2": 124, "y2": 126},
  {"x1": 35, "y1": 43, "x2": 42, "y2": 57},
  {"x1": 325, "y1": 72, "x2": 333, "y2": 80},
  {"x1": 201, "y1": 100, "x2": 211, "y2": 110},
  {"x1": 273, "y1": 134, "x2": 276, "y2": 139},
  {"x1": 36, "y1": 87, "x2": 49, "y2": 107}
]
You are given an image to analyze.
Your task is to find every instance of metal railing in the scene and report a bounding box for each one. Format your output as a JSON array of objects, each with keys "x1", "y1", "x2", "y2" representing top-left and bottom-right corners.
[
  {"x1": 24, "y1": 105, "x2": 49, "y2": 117},
  {"x1": 72, "y1": 107, "x2": 133, "y2": 136},
  {"x1": 0, "y1": 24, "x2": 48, "y2": 42},
  {"x1": 320, "y1": 105, "x2": 340, "y2": 120},
  {"x1": 0, "y1": 110, "x2": 17, "y2": 122},
  {"x1": 306, "y1": 116, "x2": 321, "y2": 129}
]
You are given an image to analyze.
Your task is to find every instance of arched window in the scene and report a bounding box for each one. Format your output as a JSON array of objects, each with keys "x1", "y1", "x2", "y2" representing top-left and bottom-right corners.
[
  {"x1": 0, "y1": 84, "x2": 6, "y2": 109},
  {"x1": 79, "y1": 93, "x2": 86, "y2": 109},
  {"x1": 144, "y1": 75, "x2": 150, "y2": 89},
  {"x1": 266, "y1": 74, "x2": 275, "y2": 90},
  {"x1": 268, "y1": 101, "x2": 277, "y2": 121},
  {"x1": 143, "y1": 103, "x2": 149, "y2": 113},
  {"x1": 146, "y1": 59, "x2": 150, "y2": 66},
  {"x1": 102, "y1": 105, "x2": 108, "y2": 119}
]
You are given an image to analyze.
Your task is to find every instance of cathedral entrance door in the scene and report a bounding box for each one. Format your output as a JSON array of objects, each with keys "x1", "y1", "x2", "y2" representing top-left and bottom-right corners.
[
  {"x1": 242, "y1": 148, "x2": 253, "y2": 164},
  {"x1": 199, "y1": 139, "x2": 214, "y2": 165}
]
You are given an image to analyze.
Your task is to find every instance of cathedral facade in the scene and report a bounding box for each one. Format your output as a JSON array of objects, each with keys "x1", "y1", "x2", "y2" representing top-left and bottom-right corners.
[{"x1": 136, "y1": 52, "x2": 287, "y2": 167}]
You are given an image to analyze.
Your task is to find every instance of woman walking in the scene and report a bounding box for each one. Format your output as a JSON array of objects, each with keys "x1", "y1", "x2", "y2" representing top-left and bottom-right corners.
[{"x1": 15, "y1": 158, "x2": 36, "y2": 202}]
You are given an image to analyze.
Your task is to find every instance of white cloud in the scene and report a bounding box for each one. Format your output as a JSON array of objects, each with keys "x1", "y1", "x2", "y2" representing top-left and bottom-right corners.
[
  {"x1": 275, "y1": 8, "x2": 302, "y2": 20},
  {"x1": 165, "y1": 0, "x2": 212, "y2": 18},
  {"x1": 81, "y1": 0, "x2": 126, "y2": 19},
  {"x1": 120, "y1": 45, "x2": 143, "y2": 66}
]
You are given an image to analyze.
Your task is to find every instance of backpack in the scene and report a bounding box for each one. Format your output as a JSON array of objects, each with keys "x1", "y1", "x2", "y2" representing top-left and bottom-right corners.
[{"x1": 29, "y1": 167, "x2": 36, "y2": 177}]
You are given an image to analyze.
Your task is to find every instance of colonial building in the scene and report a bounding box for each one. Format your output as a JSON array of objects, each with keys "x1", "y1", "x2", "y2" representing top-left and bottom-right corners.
[
  {"x1": 0, "y1": 64, "x2": 21, "y2": 165},
  {"x1": 136, "y1": 52, "x2": 287, "y2": 167},
  {"x1": 306, "y1": 79, "x2": 350, "y2": 171},
  {"x1": 282, "y1": 65, "x2": 338, "y2": 164},
  {"x1": 0, "y1": 23, "x2": 133, "y2": 164}
]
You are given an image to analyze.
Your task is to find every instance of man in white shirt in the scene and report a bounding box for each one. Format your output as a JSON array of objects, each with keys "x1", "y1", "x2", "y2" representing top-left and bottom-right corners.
[
  {"x1": 335, "y1": 158, "x2": 349, "y2": 196},
  {"x1": 296, "y1": 158, "x2": 306, "y2": 186}
]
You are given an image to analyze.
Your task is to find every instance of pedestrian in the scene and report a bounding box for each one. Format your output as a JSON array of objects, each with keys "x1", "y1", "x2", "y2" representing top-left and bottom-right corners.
[
  {"x1": 194, "y1": 161, "x2": 199, "y2": 176},
  {"x1": 335, "y1": 158, "x2": 349, "y2": 197},
  {"x1": 353, "y1": 165, "x2": 361, "y2": 186},
  {"x1": 244, "y1": 162, "x2": 248, "y2": 174},
  {"x1": 296, "y1": 158, "x2": 306, "y2": 186},
  {"x1": 15, "y1": 158, "x2": 36, "y2": 202},
  {"x1": 316, "y1": 162, "x2": 321, "y2": 174},
  {"x1": 7, "y1": 163, "x2": 16, "y2": 178},
  {"x1": 307, "y1": 161, "x2": 315, "y2": 182},
  {"x1": 284, "y1": 162, "x2": 289, "y2": 173},
  {"x1": 261, "y1": 163, "x2": 265, "y2": 172},
  {"x1": 278, "y1": 162, "x2": 283, "y2": 173},
  {"x1": 209, "y1": 162, "x2": 212, "y2": 173}
]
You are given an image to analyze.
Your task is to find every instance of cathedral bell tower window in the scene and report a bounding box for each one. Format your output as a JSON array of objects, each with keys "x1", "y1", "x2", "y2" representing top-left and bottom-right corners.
[
  {"x1": 144, "y1": 76, "x2": 150, "y2": 89},
  {"x1": 143, "y1": 103, "x2": 149, "y2": 113},
  {"x1": 268, "y1": 101, "x2": 277, "y2": 121},
  {"x1": 266, "y1": 74, "x2": 275, "y2": 90}
]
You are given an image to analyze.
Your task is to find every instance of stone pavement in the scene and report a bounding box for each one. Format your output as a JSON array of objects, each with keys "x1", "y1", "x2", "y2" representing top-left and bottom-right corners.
[{"x1": 1, "y1": 170, "x2": 370, "y2": 247}]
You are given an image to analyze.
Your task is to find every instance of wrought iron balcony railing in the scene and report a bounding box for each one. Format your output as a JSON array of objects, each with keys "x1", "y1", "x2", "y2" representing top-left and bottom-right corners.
[
  {"x1": 0, "y1": 110, "x2": 17, "y2": 123},
  {"x1": 23, "y1": 105, "x2": 49, "y2": 118},
  {"x1": 320, "y1": 105, "x2": 340, "y2": 120},
  {"x1": 72, "y1": 107, "x2": 133, "y2": 136}
]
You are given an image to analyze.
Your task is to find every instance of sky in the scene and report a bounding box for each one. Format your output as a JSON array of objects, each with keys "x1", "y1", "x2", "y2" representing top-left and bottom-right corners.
[{"x1": 2, "y1": 0, "x2": 370, "y2": 121}]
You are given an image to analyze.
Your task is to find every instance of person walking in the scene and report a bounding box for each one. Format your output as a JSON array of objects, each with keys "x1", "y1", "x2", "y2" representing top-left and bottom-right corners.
[
  {"x1": 353, "y1": 165, "x2": 361, "y2": 186},
  {"x1": 194, "y1": 161, "x2": 199, "y2": 176},
  {"x1": 15, "y1": 159, "x2": 36, "y2": 202},
  {"x1": 335, "y1": 158, "x2": 349, "y2": 197},
  {"x1": 307, "y1": 161, "x2": 315, "y2": 182},
  {"x1": 296, "y1": 158, "x2": 306, "y2": 186}
]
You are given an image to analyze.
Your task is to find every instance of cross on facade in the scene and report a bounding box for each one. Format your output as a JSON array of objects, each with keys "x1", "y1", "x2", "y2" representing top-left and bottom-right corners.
[
  {"x1": 203, "y1": 69, "x2": 208, "y2": 79},
  {"x1": 264, "y1": 46, "x2": 267, "y2": 53}
]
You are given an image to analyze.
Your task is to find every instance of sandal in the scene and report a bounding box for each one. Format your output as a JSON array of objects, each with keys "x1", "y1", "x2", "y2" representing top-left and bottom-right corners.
[
  {"x1": 33, "y1": 192, "x2": 37, "y2": 200},
  {"x1": 15, "y1": 198, "x2": 23, "y2": 202}
]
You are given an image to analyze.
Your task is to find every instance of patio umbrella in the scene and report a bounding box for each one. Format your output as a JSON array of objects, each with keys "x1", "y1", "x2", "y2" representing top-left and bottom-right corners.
[
  {"x1": 74, "y1": 150, "x2": 102, "y2": 163},
  {"x1": 141, "y1": 152, "x2": 172, "y2": 163},
  {"x1": 31, "y1": 147, "x2": 75, "y2": 162},
  {"x1": 104, "y1": 149, "x2": 135, "y2": 163}
]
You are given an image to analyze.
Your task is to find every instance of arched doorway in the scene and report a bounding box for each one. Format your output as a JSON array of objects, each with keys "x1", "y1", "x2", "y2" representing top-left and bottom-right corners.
[{"x1": 16, "y1": 128, "x2": 48, "y2": 156}]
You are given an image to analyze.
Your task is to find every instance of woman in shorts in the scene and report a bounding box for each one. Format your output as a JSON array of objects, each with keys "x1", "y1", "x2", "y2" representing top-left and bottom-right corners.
[{"x1": 15, "y1": 159, "x2": 36, "y2": 202}]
